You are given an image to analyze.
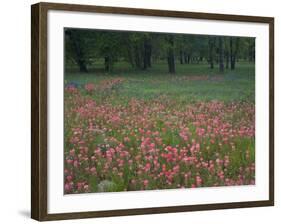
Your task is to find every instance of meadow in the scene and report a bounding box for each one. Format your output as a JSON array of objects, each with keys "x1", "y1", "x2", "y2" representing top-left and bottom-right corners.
[{"x1": 64, "y1": 61, "x2": 255, "y2": 194}]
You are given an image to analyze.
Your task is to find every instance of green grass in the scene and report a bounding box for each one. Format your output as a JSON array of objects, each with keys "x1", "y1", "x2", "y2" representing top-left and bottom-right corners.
[{"x1": 65, "y1": 61, "x2": 255, "y2": 103}]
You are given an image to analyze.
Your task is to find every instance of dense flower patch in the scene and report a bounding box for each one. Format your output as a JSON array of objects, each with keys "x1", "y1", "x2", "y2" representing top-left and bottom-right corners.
[{"x1": 64, "y1": 81, "x2": 255, "y2": 194}]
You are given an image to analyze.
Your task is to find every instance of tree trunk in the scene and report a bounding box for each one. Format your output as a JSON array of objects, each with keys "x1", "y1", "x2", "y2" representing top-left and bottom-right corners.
[
  {"x1": 226, "y1": 51, "x2": 229, "y2": 69},
  {"x1": 143, "y1": 38, "x2": 152, "y2": 69},
  {"x1": 184, "y1": 52, "x2": 188, "y2": 63},
  {"x1": 143, "y1": 44, "x2": 148, "y2": 70},
  {"x1": 77, "y1": 59, "x2": 88, "y2": 73},
  {"x1": 208, "y1": 37, "x2": 214, "y2": 69},
  {"x1": 134, "y1": 45, "x2": 142, "y2": 69},
  {"x1": 230, "y1": 37, "x2": 234, "y2": 69},
  {"x1": 147, "y1": 41, "x2": 152, "y2": 67},
  {"x1": 166, "y1": 36, "x2": 175, "y2": 74},
  {"x1": 218, "y1": 37, "x2": 224, "y2": 72},
  {"x1": 179, "y1": 50, "x2": 184, "y2": 64},
  {"x1": 230, "y1": 37, "x2": 239, "y2": 70},
  {"x1": 104, "y1": 56, "x2": 113, "y2": 72},
  {"x1": 187, "y1": 54, "x2": 191, "y2": 64},
  {"x1": 248, "y1": 42, "x2": 255, "y2": 62},
  {"x1": 66, "y1": 30, "x2": 88, "y2": 73},
  {"x1": 167, "y1": 54, "x2": 175, "y2": 73},
  {"x1": 127, "y1": 44, "x2": 135, "y2": 68},
  {"x1": 248, "y1": 45, "x2": 252, "y2": 62}
]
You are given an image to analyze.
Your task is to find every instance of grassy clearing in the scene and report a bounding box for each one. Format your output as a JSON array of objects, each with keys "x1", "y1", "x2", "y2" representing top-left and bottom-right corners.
[{"x1": 65, "y1": 62, "x2": 255, "y2": 103}]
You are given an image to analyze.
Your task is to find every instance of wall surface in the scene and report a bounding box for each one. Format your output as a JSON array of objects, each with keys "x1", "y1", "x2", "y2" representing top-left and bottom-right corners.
[{"x1": 0, "y1": 0, "x2": 280, "y2": 223}]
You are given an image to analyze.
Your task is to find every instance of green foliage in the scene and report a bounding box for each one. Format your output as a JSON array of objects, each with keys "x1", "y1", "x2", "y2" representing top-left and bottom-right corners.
[{"x1": 64, "y1": 29, "x2": 255, "y2": 74}]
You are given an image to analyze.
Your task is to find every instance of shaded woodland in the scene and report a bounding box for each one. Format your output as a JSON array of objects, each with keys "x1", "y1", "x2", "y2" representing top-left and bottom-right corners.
[{"x1": 65, "y1": 28, "x2": 255, "y2": 74}]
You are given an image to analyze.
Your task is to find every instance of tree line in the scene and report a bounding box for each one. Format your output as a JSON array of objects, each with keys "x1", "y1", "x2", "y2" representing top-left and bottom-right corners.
[{"x1": 65, "y1": 28, "x2": 255, "y2": 74}]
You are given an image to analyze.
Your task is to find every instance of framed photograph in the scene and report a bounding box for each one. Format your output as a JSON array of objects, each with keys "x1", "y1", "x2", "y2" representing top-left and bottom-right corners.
[{"x1": 31, "y1": 2, "x2": 274, "y2": 221}]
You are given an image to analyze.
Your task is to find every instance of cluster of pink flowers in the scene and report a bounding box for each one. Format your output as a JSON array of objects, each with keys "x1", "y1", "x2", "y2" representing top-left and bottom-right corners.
[
  {"x1": 98, "y1": 78, "x2": 124, "y2": 91},
  {"x1": 64, "y1": 84, "x2": 255, "y2": 194},
  {"x1": 65, "y1": 84, "x2": 79, "y2": 94},
  {"x1": 84, "y1": 83, "x2": 95, "y2": 93},
  {"x1": 83, "y1": 78, "x2": 124, "y2": 95}
]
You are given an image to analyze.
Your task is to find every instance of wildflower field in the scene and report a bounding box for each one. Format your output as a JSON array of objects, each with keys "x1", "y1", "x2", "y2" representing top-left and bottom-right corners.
[{"x1": 64, "y1": 62, "x2": 255, "y2": 194}]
